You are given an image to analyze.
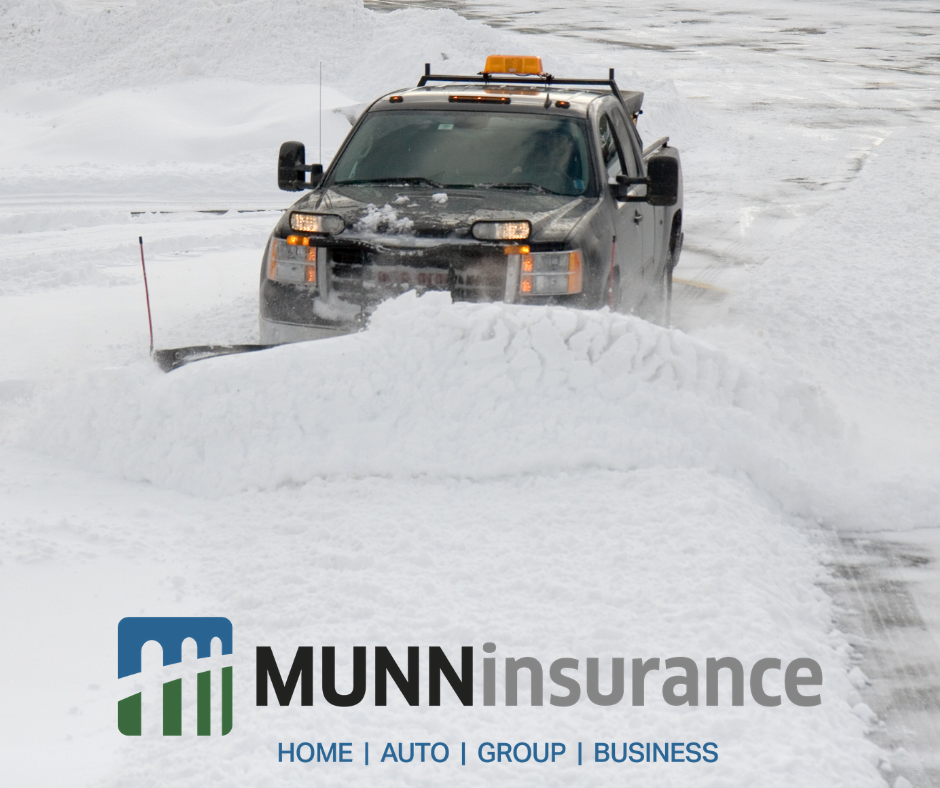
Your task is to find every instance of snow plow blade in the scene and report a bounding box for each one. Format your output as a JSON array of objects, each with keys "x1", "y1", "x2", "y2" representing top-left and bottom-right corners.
[{"x1": 152, "y1": 344, "x2": 275, "y2": 373}]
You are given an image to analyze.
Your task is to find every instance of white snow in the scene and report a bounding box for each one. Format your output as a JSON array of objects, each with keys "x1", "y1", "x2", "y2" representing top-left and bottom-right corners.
[
  {"x1": 355, "y1": 203, "x2": 416, "y2": 234},
  {"x1": 721, "y1": 127, "x2": 940, "y2": 530},
  {"x1": 2, "y1": 0, "x2": 940, "y2": 786},
  {"x1": 20, "y1": 293, "x2": 845, "y2": 505}
]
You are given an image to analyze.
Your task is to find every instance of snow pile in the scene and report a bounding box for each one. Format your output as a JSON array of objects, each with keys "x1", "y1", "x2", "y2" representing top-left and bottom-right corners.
[
  {"x1": 0, "y1": 0, "x2": 539, "y2": 225},
  {"x1": 0, "y1": 206, "x2": 133, "y2": 235},
  {"x1": 732, "y1": 128, "x2": 940, "y2": 422},
  {"x1": 0, "y1": 209, "x2": 277, "y2": 297},
  {"x1": 716, "y1": 127, "x2": 940, "y2": 532},
  {"x1": 0, "y1": 78, "x2": 364, "y2": 210},
  {"x1": 0, "y1": 0, "x2": 513, "y2": 98},
  {"x1": 0, "y1": 80, "x2": 359, "y2": 170},
  {"x1": 27, "y1": 292, "x2": 844, "y2": 505}
]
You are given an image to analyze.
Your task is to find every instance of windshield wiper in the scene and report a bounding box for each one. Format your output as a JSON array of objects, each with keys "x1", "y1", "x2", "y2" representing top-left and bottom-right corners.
[
  {"x1": 335, "y1": 177, "x2": 445, "y2": 188},
  {"x1": 479, "y1": 182, "x2": 557, "y2": 195}
]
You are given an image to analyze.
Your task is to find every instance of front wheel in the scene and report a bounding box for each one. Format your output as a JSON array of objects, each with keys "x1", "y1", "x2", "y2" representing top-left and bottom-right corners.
[
  {"x1": 661, "y1": 263, "x2": 673, "y2": 326},
  {"x1": 658, "y1": 214, "x2": 682, "y2": 326},
  {"x1": 636, "y1": 263, "x2": 671, "y2": 326}
]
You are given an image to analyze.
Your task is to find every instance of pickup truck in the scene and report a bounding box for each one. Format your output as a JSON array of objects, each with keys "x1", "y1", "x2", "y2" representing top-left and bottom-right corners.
[{"x1": 260, "y1": 55, "x2": 683, "y2": 343}]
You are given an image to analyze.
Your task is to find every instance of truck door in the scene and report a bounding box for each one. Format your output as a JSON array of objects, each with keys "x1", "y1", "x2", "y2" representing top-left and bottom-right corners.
[
  {"x1": 597, "y1": 110, "x2": 643, "y2": 312},
  {"x1": 609, "y1": 109, "x2": 655, "y2": 285}
]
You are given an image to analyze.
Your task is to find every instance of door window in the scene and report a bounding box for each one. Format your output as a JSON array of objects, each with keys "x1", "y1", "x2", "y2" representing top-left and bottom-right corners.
[
  {"x1": 598, "y1": 113, "x2": 625, "y2": 182},
  {"x1": 609, "y1": 110, "x2": 642, "y2": 178}
]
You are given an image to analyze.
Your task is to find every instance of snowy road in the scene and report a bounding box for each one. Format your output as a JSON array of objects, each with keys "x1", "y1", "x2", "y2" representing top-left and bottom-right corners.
[{"x1": 2, "y1": 1, "x2": 940, "y2": 787}]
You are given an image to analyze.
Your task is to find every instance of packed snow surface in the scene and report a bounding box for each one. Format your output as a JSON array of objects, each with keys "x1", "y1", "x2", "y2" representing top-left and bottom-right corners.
[{"x1": 3, "y1": 0, "x2": 940, "y2": 786}]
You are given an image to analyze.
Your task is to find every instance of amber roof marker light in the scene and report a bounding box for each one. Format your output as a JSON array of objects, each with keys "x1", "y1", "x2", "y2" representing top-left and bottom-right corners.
[{"x1": 449, "y1": 95, "x2": 511, "y2": 104}]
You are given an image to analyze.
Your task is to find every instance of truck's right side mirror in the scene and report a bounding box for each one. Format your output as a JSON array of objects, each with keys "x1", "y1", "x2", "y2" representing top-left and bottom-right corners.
[
  {"x1": 278, "y1": 142, "x2": 323, "y2": 191},
  {"x1": 646, "y1": 155, "x2": 679, "y2": 206}
]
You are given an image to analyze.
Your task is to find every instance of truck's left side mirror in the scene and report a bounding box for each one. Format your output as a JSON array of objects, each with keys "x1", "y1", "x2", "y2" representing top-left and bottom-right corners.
[
  {"x1": 278, "y1": 142, "x2": 323, "y2": 191},
  {"x1": 646, "y1": 155, "x2": 679, "y2": 207}
]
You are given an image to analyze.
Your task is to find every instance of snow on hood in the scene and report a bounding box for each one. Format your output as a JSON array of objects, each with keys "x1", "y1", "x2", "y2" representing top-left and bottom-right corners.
[
  {"x1": 309, "y1": 184, "x2": 592, "y2": 243},
  {"x1": 354, "y1": 203, "x2": 415, "y2": 235}
]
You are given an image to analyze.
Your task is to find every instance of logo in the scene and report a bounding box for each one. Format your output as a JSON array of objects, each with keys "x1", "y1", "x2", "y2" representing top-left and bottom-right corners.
[{"x1": 118, "y1": 617, "x2": 233, "y2": 736}]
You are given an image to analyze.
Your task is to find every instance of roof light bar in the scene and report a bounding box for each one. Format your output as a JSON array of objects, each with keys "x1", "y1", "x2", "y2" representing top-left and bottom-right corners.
[{"x1": 482, "y1": 55, "x2": 544, "y2": 76}]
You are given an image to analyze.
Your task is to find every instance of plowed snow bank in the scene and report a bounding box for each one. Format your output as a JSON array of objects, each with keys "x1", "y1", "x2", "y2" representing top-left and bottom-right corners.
[
  {"x1": 27, "y1": 293, "x2": 844, "y2": 502},
  {"x1": 714, "y1": 128, "x2": 940, "y2": 532},
  {"x1": 1, "y1": 0, "x2": 511, "y2": 96}
]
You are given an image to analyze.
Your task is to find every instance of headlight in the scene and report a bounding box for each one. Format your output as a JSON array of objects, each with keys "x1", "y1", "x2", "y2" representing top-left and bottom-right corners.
[
  {"x1": 290, "y1": 212, "x2": 345, "y2": 234},
  {"x1": 472, "y1": 220, "x2": 531, "y2": 241},
  {"x1": 515, "y1": 250, "x2": 582, "y2": 296},
  {"x1": 267, "y1": 237, "x2": 318, "y2": 286}
]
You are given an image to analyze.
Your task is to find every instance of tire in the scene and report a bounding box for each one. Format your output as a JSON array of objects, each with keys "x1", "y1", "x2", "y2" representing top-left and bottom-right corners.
[
  {"x1": 636, "y1": 263, "x2": 670, "y2": 326},
  {"x1": 659, "y1": 214, "x2": 682, "y2": 326},
  {"x1": 661, "y1": 263, "x2": 673, "y2": 326}
]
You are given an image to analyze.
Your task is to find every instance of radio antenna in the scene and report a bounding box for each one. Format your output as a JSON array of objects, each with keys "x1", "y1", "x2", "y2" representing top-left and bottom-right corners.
[{"x1": 319, "y1": 61, "x2": 323, "y2": 164}]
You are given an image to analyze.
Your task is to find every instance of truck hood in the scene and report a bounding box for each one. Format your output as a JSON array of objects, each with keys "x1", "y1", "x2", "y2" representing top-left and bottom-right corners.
[{"x1": 290, "y1": 184, "x2": 596, "y2": 245}]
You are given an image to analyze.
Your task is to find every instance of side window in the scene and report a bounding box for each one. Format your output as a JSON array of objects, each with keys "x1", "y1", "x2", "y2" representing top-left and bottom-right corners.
[
  {"x1": 597, "y1": 113, "x2": 625, "y2": 182},
  {"x1": 608, "y1": 111, "x2": 641, "y2": 178}
]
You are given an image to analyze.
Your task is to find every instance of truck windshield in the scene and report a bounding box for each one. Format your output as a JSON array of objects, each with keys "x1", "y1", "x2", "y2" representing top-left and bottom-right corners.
[{"x1": 332, "y1": 110, "x2": 593, "y2": 197}]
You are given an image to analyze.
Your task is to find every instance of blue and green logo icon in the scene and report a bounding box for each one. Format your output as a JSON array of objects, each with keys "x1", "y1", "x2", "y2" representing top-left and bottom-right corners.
[{"x1": 118, "y1": 617, "x2": 233, "y2": 736}]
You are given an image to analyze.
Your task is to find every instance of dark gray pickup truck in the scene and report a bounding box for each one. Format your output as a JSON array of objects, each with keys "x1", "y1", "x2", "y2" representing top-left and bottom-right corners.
[{"x1": 260, "y1": 56, "x2": 683, "y2": 343}]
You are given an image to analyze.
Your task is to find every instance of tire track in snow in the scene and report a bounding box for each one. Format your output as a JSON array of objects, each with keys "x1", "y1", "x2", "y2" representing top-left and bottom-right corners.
[{"x1": 827, "y1": 535, "x2": 940, "y2": 787}]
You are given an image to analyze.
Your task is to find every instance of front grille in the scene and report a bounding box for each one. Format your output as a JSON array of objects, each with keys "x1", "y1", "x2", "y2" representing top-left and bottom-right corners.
[
  {"x1": 326, "y1": 244, "x2": 508, "y2": 307},
  {"x1": 330, "y1": 247, "x2": 363, "y2": 265}
]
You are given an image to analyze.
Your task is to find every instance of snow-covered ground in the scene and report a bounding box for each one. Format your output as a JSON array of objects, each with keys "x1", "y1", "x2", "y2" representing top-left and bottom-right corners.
[{"x1": 1, "y1": 1, "x2": 939, "y2": 786}]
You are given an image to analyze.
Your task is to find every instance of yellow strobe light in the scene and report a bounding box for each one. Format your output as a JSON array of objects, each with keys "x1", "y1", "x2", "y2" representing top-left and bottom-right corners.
[{"x1": 483, "y1": 55, "x2": 544, "y2": 76}]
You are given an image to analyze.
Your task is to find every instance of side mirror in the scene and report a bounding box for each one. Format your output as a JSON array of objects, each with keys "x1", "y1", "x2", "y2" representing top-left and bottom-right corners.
[
  {"x1": 646, "y1": 155, "x2": 679, "y2": 206},
  {"x1": 613, "y1": 174, "x2": 647, "y2": 201},
  {"x1": 277, "y1": 141, "x2": 323, "y2": 192}
]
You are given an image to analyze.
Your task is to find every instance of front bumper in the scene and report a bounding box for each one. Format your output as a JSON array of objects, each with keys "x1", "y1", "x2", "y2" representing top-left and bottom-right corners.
[{"x1": 260, "y1": 238, "x2": 589, "y2": 343}]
